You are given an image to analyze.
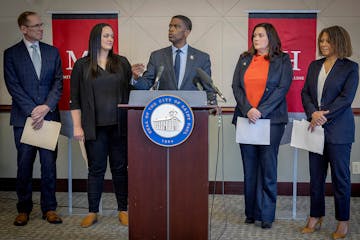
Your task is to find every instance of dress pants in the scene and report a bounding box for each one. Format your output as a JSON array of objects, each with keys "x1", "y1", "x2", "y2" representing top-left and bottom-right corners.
[
  {"x1": 13, "y1": 127, "x2": 58, "y2": 214},
  {"x1": 85, "y1": 125, "x2": 128, "y2": 212},
  {"x1": 240, "y1": 124, "x2": 284, "y2": 223},
  {"x1": 309, "y1": 142, "x2": 351, "y2": 221}
]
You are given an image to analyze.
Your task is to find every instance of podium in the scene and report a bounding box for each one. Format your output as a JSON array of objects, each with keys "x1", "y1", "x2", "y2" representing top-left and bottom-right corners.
[{"x1": 119, "y1": 90, "x2": 211, "y2": 240}]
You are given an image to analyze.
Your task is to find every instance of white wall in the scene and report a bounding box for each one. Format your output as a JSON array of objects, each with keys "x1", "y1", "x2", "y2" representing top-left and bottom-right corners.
[
  {"x1": 1, "y1": 0, "x2": 360, "y2": 182},
  {"x1": 1, "y1": 0, "x2": 360, "y2": 106},
  {"x1": 1, "y1": 112, "x2": 360, "y2": 183}
]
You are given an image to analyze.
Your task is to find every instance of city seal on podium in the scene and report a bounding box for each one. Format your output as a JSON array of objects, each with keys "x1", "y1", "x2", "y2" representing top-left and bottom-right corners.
[{"x1": 142, "y1": 95, "x2": 194, "y2": 147}]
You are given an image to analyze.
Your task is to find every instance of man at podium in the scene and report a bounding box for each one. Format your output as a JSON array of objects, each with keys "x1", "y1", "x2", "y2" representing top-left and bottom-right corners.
[{"x1": 131, "y1": 15, "x2": 216, "y2": 104}]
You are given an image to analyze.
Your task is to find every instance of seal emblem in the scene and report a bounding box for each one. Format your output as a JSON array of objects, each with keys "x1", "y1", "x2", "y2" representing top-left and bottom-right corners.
[{"x1": 142, "y1": 95, "x2": 194, "y2": 147}]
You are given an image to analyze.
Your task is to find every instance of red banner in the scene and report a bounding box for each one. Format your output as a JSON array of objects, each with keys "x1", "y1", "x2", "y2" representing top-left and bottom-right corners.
[
  {"x1": 248, "y1": 13, "x2": 317, "y2": 113},
  {"x1": 52, "y1": 13, "x2": 118, "y2": 110}
]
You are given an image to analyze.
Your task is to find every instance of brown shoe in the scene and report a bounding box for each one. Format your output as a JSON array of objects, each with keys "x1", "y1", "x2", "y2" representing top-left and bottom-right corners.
[
  {"x1": 332, "y1": 221, "x2": 349, "y2": 239},
  {"x1": 14, "y1": 213, "x2": 29, "y2": 226},
  {"x1": 80, "y1": 213, "x2": 97, "y2": 228},
  {"x1": 42, "y1": 211, "x2": 62, "y2": 224},
  {"x1": 301, "y1": 217, "x2": 323, "y2": 234},
  {"x1": 118, "y1": 211, "x2": 128, "y2": 226}
]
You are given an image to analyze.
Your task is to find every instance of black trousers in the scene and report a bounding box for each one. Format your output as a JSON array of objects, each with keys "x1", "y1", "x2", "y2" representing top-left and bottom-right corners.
[{"x1": 85, "y1": 125, "x2": 128, "y2": 212}]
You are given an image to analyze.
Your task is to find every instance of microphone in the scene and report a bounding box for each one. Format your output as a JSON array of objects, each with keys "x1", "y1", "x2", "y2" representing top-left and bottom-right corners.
[
  {"x1": 150, "y1": 65, "x2": 164, "y2": 90},
  {"x1": 192, "y1": 77, "x2": 204, "y2": 90},
  {"x1": 196, "y1": 68, "x2": 227, "y2": 102}
]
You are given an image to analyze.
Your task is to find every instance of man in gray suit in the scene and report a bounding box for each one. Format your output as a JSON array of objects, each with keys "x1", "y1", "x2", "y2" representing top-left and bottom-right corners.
[
  {"x1": 132, "y1": 15, "x2": 216, "y2": 103},
  {"x1": 4, "y1": 11, "x2": 63, "y2": 226}
]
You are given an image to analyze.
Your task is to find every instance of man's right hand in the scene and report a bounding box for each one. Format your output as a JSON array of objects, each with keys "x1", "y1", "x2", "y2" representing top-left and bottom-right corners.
[{"x1": 131, "y1": 63, "x2": 145, "y2": 79}]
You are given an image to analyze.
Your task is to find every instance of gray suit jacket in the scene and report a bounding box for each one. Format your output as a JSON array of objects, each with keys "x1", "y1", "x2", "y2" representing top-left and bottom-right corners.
[{"x1": 134, "y1": 45, "x2": 212, "y2": 91}]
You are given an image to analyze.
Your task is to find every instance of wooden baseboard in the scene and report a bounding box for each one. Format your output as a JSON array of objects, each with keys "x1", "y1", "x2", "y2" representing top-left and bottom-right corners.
[
  {"x1": 0, "y1": 178, "x2": 359, "y2": 196},
  {"x1": 209, "y1": 181, "x2": 360, "y2": 197}
]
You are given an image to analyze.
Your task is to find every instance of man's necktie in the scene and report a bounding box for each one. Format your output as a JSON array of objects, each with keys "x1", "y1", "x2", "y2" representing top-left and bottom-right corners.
[
  {"x1": 31, "y1": 44, "x2": 41, "y2": 78},
  {"x1": 174, "y1": 49, "x2": 181, "y2": 87}
]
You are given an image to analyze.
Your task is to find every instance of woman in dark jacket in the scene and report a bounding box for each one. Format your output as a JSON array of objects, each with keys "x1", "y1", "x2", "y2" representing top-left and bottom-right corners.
[
  {"x1": 301, "y1": 26, "x2": 358, "y2": 239},
  {"x1": 70, "y1": 23, "x2": 132, "y2": 227},
  {"x1": 232, "y1": 22, "x2": 293, "y2": 229}
]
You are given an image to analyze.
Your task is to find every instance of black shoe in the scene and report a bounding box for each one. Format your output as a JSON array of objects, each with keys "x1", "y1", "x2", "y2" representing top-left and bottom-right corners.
[
  {"x1": 245, "y1": 218, "x2": 255, "y2": 224},
  {"x1": 261, "y1": 221, "x2": 272, "y2": 229}
]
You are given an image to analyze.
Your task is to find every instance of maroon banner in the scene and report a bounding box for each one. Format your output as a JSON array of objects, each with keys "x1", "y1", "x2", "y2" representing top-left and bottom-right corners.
[
  {"x1": 248, "y1": 12, "x2": 317, "y2": 113},
  {"x1": 52, "y1": 13, "x2": 118, "y2": 111}
]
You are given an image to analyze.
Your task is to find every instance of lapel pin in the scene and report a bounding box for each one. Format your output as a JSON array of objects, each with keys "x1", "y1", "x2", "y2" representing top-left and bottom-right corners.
[
  {"x1": 190, "y1": 55, "x2": 194, "y2": 60},
  {"x1": 243, "y1": 62, "x2": 247, "y2": 66}
]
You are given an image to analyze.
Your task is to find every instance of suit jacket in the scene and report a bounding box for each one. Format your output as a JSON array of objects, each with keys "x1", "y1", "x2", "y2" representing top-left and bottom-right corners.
[
  {"x1": 232, "y1": 52, "x2": 293, "y2": 125},
  {"x1": 4, "y1": 40, "x2": 63, "y2": 127},
  {"x1": 134, "y1": 45, "x2": 212, "y2": 91},
  {"x1": 301, "y1": 58, "x2": 359, "y2": 144},
  {"x1": 70, "y1": 55, "x2": 132, "y2": 140}
]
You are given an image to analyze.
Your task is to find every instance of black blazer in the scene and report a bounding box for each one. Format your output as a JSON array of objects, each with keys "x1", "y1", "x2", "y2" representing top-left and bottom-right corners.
[
  {"x1": 4, "y1": 40, "x2": 63, "y2": 126},
  {"x1": 70, "y1": 55, "x2": 132, "y2": 140},
  {"x1": 232, "y1": 52, "x2": 293, "y2": 125},
  {"x1": 301, "y1": 58, "x2": 359, "y2": 144}
]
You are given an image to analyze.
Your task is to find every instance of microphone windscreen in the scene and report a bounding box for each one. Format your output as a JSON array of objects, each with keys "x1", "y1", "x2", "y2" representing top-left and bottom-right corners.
[
  {"x1": 196, "y1": 68, "x2": 211, "y2": 84},
  {"x1": 193, "y1": 77, "x2": 200, "y2": 84},
  {"x1": 157, "y1": 65, "x2": 164, "y2": 76}
]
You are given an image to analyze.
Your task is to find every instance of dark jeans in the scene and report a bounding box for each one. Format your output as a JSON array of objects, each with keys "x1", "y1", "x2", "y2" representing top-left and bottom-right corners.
[
  {"x1": 13, "y1": 127, "x2": 58, "y2": 214},
  {"x1": 240, "y1": 123, "x2": 285, "y2": 223},
  {"x1": 309, "y1": 142, "x2": 352, "y2": 221},
  {"x1": 85, "y1": 125, "x2": 128, "y2": 212}
]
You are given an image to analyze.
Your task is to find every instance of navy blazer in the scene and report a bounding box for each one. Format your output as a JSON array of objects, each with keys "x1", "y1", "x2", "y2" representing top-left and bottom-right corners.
[
  {"x1": 4, "y1": 40, "x2": 63, "y2": 127},
  {"x1": 301, "y1": 58, "x2": 359, "y2": 144},
  {"x1": 232, "y1": 52, "x2": 293, "y2": 125},
  {"x1": 134, "y1": 45, "x2": 212, "y2": 90}
]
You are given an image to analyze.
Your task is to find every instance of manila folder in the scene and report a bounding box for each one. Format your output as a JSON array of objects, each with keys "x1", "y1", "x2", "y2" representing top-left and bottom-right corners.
[{"x1": 20, "y1": 117, "x2": 61, "y2": 151}]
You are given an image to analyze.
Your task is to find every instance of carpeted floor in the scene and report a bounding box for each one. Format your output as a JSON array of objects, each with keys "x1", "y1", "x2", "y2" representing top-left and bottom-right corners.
[{"x1": 0, "y1": 191, "x2": 359, "y2": 240}]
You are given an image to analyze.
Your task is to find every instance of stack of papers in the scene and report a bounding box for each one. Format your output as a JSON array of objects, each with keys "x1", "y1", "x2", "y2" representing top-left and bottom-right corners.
[
  {"x1": 235, "y1": 117, "x2": 270, "y2": 145},
  {"x1": 290, "y1": 119, "x2": 325, "y2": 155}
]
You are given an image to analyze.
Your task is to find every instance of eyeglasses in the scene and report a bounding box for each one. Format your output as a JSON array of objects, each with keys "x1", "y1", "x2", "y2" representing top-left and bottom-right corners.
[{"x1": 25, "y1": 23, "x2": 44, "y2": 29}]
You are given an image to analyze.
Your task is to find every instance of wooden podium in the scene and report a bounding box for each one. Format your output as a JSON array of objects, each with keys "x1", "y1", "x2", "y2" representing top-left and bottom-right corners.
[{"x1": 119, "y1": 91, "x2": 211, "y2": 240}]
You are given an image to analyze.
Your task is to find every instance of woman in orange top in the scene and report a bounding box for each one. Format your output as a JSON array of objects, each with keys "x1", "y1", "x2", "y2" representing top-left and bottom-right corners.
[{"x1": 232, "y1": 23, "x2": 293, "y2": 229}]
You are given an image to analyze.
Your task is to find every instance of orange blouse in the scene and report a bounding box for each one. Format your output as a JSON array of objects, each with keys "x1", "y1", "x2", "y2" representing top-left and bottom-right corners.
[{"x1": 244, "y1": 55, "x2": 270, "y2": 107}]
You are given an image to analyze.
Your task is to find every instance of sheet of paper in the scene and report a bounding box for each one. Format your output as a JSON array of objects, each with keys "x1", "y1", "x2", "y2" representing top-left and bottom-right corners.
[
  {"x1": 20, "y1": 117, "x2": 61, "y2": 151},
  {"x1": 79, "y1": 140, "x2": 88, "y2": 168},
  {"x1": 290, "y1": 119, "x2": 324, "y2": 155},
  {"x1": 236, "y1": 117, "x2": 270, "y2": 145}
]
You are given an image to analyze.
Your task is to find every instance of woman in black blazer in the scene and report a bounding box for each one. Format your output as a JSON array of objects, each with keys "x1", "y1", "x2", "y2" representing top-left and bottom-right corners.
[
  {"x1": 301, "y1": 26, "x2": 359, "y2": 239},
  {"x1": 232, "y1": 23, "x2": 293, "y2": 229},
  {"x1": 70, "y1": 23, "x2": 132, "y2": 228}
]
